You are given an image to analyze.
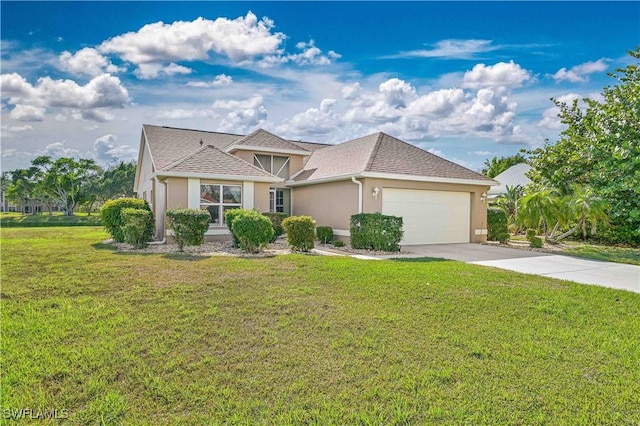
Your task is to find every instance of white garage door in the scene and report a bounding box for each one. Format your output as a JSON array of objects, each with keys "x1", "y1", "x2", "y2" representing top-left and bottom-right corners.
[{"x1": 382, "y1": 188, "x2": 470, "y2": 245}]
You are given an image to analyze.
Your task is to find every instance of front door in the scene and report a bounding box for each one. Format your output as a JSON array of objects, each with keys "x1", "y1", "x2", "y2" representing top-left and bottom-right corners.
[{"x1": 269, "y1": 188, "x2": 291, "y2": 215}]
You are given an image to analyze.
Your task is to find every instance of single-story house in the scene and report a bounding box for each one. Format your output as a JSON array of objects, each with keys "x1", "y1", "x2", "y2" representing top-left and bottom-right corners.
[
  {"x1": 134, "y1": 125, "x2": 497, "y2": 245},
  {"x1": 487, "y1": 163, "x2": 532, "y2": 200}
]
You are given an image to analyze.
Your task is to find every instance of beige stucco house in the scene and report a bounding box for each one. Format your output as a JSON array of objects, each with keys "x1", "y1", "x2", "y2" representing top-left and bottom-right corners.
[{"x1": 134, "y1": 125, "x2": 497, "y2": 245}]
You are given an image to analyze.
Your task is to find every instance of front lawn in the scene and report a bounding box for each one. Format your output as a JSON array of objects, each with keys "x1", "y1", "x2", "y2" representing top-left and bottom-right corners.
[
  {"x1": 562, "y1": 243, "x2": 640, "y2": 266},
  {"x1": 2, "y1": 227, "x2": 639, "y2": 424},
  {"x1": 0, "y1": 212, "x2": 102, "y2": 227}
]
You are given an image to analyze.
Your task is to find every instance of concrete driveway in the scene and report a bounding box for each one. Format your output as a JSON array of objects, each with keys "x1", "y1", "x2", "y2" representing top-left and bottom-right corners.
[{"x1": 375, "y1": 243, "x2": 640, "y2": 294}]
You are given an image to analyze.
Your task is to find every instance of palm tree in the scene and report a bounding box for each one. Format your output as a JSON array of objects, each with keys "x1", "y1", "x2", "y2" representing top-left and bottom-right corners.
[
  {"x1": 548, "y1": 185, "x2": 609, "y2": 243},
  {"x1": 517, "y1": 186, "x2": 561, "y2": 236},
  {"x1": 496, "y1": 185, "x2": 524, "y2": 228}
]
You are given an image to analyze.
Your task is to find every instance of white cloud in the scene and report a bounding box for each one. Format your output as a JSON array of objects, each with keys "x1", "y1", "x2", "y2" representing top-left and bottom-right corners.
[
  {"x1": 212, "y1": 95, "x2": 268, "y2": 133},
  {"x1": 186, "y1": 74, "x2": 233, "y2": 88},
  {"x1": 59, "y1": 47, "x2": 124, "y2": 77},
  {"x1": 276, "y1": 98, "x2": 338, "y2": 136},
  {"x1": 0, "y1": 72, "x2": 130, "y2": 121},
  {"x1": 134, "y1": 63, "x2": 192, "y2": 79},
  {"x1": 99, "y1": 12, "x2": 285, "y2": 69},
  {"x1": 462, "y1": 61, "x2": 532, "y2": 89},
  {"x1": 392, "y1": 39, "x2": 497, "y2": 59},
  {"x1": 0, "y1": 124, "x2": 34, "y2": 140},
  {"x1": 538, "y1": 93, "x2": 580, "y2": 129},
  {"x1": 552, "y1": 58, "x2": 609, "y2": 83},
  {"x1": 35, "y1": 141, "x2": 82, "y2": 159},
  {"x1": 10, "y1": 105, "x2": 45, "y2": 121},
  {"x1": 93, "y1": 134, "x2": 137, "y2": 164},
  {"x1": 379, "y1": 78, "x2": 416, "y2": 107},
  {"x1": 341, "y1": 82, "x2": 361, "y2": 100},
  {"x1": 262, "y1": 40, "x2": 340, "y2": 67},
  {"x1": 156, "y1": 108, "x2": 217, "y2": 120}
]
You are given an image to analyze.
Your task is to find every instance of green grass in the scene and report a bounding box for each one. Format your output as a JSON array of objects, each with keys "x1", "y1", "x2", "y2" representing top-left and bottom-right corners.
[
  {"x1": 0, "y1": 212, "x2": 102, "y2": 227},
  {"x1": 2, "y1": 227, "x2": 639, "y2": 424},
  {"x1": 562, "y1": 244, "x2": 640, "y2": 266}
]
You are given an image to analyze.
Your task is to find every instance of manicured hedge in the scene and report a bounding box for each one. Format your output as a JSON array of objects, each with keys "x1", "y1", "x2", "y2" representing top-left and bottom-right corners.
[
  {"x1": 487, "y1": 207, "x2": 510, "y2": 243},
  {"x1": 282, "y1": 216, "x2": 316, "y2": 252},
  {"x1": 316, "y1": 226, "x2": 334, "y2": 244},
  {"x1": 224, "y1": 208, "x2": 247, "y2": 247},
  {"x1": 121, "y1": 208, "x2": 154, "y2": 248},
  {"x1": 350, "y1": 212, "x2": 403, "y2": 252},
  {"x1": 232, "y1": 210, "x2": 274, "y2": 253},
  {"x1": 263, "y1": 212, "x2": 288, "y2": 242},
  {"x1": 166, "y1": 208, "x2": 210, "y2": 251},
  {"x1": 101, "y1": 198, "x2": 152, "y2": 242}
]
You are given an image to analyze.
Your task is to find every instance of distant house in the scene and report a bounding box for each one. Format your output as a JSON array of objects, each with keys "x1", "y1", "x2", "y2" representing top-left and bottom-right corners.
[
  {"x1": 134, "y1": 125, "x2": 497, "y2": 245},
  {"x1": 487, "y1": 163, "x2": 532, "y2": 200}
]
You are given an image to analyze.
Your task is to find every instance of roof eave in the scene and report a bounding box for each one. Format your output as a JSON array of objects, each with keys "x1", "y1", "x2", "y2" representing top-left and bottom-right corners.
[
  {"x1": 287, "y1": 172, "x2": 498, "y2": 187},
  {"x1": 225, "y1": 144, "x2": 310, "y2": 156},
  {"x1": 152, "y1": 171, "x2": 283, "y2": 183}
]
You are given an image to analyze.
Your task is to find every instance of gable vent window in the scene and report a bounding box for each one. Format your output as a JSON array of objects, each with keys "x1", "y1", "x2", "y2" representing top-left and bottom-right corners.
[{"x1": 254, "y1": 154, "x2": 290, "y2": 179}]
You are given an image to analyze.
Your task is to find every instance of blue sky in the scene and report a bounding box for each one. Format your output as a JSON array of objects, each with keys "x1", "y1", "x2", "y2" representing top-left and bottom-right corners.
[{"x1": 1, "y1": 1, "x2": 638, "y2": 172}]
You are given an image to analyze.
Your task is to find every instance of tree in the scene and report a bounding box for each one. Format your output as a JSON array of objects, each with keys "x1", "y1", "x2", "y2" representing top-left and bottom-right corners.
[
  {"x1": 28, "y1": 156, "x2": 100, "y2": 216},
  {"x1": 481, "y1": 152, "x2": 528, "y2": 178},
  {"x1": 495, "y1": 184, "x2": 524, "y2": 228},
  {"x1": 529, "y1": 47, "x2": 640, "y2": 245},
  {"x1": 83, "y1": 161, "x2": 136, "y2": 214}
]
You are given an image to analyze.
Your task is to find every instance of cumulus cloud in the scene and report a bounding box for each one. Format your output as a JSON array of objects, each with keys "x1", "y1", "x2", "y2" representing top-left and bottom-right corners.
[
  {"x1": 212, "y1": 94, "x2": 268, "y2": 133},
  {"x1": 186, "y1": 74, "x2": 233, "y2": 88},
  {"x1": 58, "y1": 47, "x2": 124, "y2": 77},
  {"x1": 341, "y1": 82, "x2": 361, "y2": 100},
  {"x1": 391, "y1": 39, "x2": 498, "y2": 59},
  {"x1": 35, "y1": 141, "x2": 82, "y2": 159},
  {"x1": 99, "y1": 12, "x2": 285, "y2": 68},
  {"x1": 0, "y1": 72, "x2": 130, "y2": 121},
  {"x1": 93, "y1": 134, "x2": 137, "y2": 164},
  {"x1": 276, "y1": 98, "x2": 338, "y2": 136},
  {"x1": 462, "y1": 61, "x2": 532, "y2": 89},
  {"x1": 551, "y1": 58, "x2": 609, "y2": 83},
  {"x1": 538, "y1": 93, "x2": 580, "y2": 129},
  {"x1": 134, "y1": 63, "x2": 192, "y2": 79},
  {"x1": 9, "y1": 105, "x2": 45, "y2": 121},
  {"x1": 0, "y1": 124, "x2": 34, "y2": 139}
]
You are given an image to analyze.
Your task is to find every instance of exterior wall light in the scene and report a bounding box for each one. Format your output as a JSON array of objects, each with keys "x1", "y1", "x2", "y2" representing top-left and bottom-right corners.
[
  {"x1": 480, "y1": 192, "x2": 487, "y2": 203},
  {"x1": 372, "y1": 187, "x2": 380, "y2": 200}
]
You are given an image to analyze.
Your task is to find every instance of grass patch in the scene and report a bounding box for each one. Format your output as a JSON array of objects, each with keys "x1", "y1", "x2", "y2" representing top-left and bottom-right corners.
[
  {"x1": 0, "y1": 212, "x2": 102, "y2": 227},
  {"x1": 562, "y1": 244, "x2": 640, "y2": 266},
  {"x1": 2, "y1": 227, "x2": 639, "y2": 424}
]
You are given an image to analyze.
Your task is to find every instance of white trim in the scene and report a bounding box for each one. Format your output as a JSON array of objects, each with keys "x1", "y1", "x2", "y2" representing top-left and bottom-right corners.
[
  {"x1": 225, "y1": 144, "x2": 309, "y2": 156},
  {"x1": 361, "y1": 172, "x2": 497, "y2": 186},
  {"x1": 152, "y1": 171, "x2": 282, "y2": 183},
  {"x1": 187, "y1": 178, "x2": 200, "y2": 209},
  {"x1": 287, "y1": 172, "x2": 496, "y2": 187},
  {"x1": 243, "y1": 181, "x2": 254, "y2": 210},
  {"x1": 333, "y1": 229, "x2": 350, "y2": 237}
]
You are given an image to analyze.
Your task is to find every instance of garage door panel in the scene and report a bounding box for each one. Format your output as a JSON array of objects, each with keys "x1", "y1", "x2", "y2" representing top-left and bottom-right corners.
[{"x1": 382, "y1": 188, "x2": 470, "y2": 245}]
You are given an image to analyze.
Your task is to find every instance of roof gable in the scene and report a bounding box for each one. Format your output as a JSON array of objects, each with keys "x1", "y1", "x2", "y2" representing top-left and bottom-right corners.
[
  {"x1": 225, "y1": 128, "x2": 309, "y2": 154},
  {"x1": 161, "y1": 145, "x2": 279, "y2": 179}
]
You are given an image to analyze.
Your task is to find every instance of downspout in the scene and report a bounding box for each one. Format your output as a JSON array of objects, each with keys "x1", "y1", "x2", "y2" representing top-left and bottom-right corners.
[
  {"x1": 351, "y1": 176, "x2": 363, "y2": 213},
  {"x1": 148, "y1": 177, "x2": 167, "y2": 245}
]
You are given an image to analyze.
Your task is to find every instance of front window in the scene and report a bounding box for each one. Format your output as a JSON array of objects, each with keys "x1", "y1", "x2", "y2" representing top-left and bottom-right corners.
[{"x1": 200, "y1": 184, "x2": 242, "y2": 225}]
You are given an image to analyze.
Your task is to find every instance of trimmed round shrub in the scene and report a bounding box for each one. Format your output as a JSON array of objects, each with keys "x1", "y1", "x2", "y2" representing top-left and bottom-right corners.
[
  {"x1": 487, "y1": 207, "x2": 509, "y2": 242},
  {"x1": 332, "y1": 240, "x2": 345, "y2": 247},
  {"x1": 526, "y1": 228, "x2": 537, "y2": 241},
  {"x1": 121, "y1": 208, "x2": 154, "y2": 249},
  {"x1": 282, "y1": 215, "x2": 316, "y2": 252},
  {"x1": 497, "y1": 232, "x2": 511, "y2": 243},
  {"x1": 316, "y1": 226, "x2": 334, "y2": 244},
  {"x1": 529, "y1": 236, "x2": 544, "y2": 248},
  {"x1": 263, "y1": 212, "x2": 288, "y2": 242},
  {"x1": 101, "y1": 198, "x2": 152, "y2": 242},
  {"x1": 166, "y1": 208, "x2": 210, "y2": 251},
  {"x1": 224, "y1": 208, "x2": 247, "y2": 247},
  {"x1": 231, "y1": 210, "x2": 274, "y2": 253}
]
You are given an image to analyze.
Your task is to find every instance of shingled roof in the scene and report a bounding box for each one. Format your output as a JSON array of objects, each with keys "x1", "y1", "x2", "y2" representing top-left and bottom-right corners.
[
  {"x1": 162, "y1": 145, "x2": 278, "y2": 180},
  {"x1": 143, "y1": 124, "x2": 242, "y2": 171},
  {"x1": 225, "y1": 129, "x2": 309, "y2": 154},
  {"x1": 292, "y1": 132, "x2": 494, "y2": 185}
]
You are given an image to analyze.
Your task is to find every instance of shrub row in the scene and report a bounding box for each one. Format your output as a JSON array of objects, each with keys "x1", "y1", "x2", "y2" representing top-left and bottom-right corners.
[
  {"x1": 101, "y1": 198, "x2": 153, "y2": 243},
  {"x1": 350, "y1": 212, "x2": 403, "y2": 252}
]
